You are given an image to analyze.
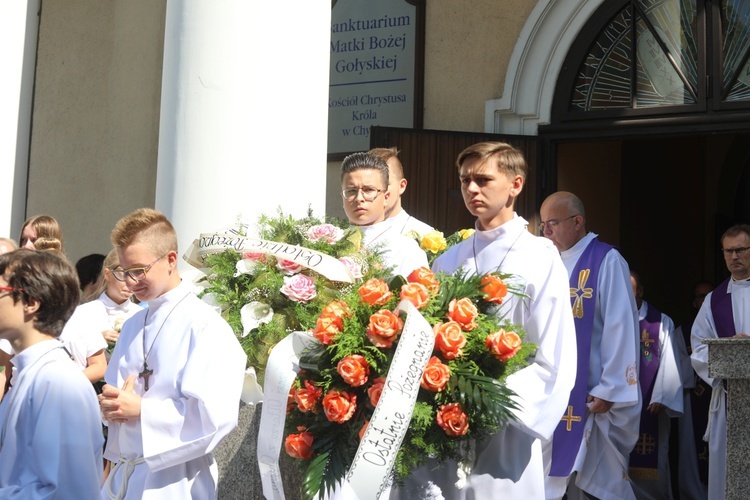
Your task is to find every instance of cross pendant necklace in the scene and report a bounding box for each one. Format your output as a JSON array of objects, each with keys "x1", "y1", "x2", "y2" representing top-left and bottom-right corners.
[
  {"x1": 139, "y1": 362, "x2": 154, "y2": 391},
  {"x1": 140, "y1": 292, "x2": 190, "y2": 392}
]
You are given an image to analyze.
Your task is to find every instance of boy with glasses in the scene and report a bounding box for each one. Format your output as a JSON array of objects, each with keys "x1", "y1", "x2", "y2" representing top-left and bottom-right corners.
[
  {"x1": 0, "y1": 249, "x2": 103, "y2": 497},
  {"x1": 341, "y1": 151, "x2": 427, "y2": 278},
  {"x1": 540, "y1": 190, "x2": 641, "y2": 500},
  {"x1": 98, "y1": 208, "x2": 246, "y2": 499},
  {"x1": 691, "y1": 223, "x2": 750, "y2": 500}
]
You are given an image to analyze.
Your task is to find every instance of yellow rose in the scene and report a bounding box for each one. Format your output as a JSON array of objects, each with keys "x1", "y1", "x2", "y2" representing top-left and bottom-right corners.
[
  {"x1": 420, "y1": 230, "x2": 447, "y2": 254},
  {"x1": 459, "y1": 229, "x2": 475, "y2": 240}
]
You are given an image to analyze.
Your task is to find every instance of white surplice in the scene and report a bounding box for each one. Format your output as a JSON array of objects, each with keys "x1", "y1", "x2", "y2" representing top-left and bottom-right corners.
[
  {"x1": 690, "y1": 278, "x2": 750, "y2": 500},
  {"x1": 630, "y1": 301, "x2": 683, "y2": 500},
  {"x1": 101, "y1": 280, "x2": 246, "y2": 500},
  {"x1": 61, "y1": 291, "x2": 141, "y2": 370},
  {"x1": 388, "y1": 209, "x2": 434, "y2": 239},
  {"x1": 388, "y1": 214, "x2": 577, "y2": 499},
  {"x1": 544, "y1": 232, "x2": 642, "y2": 500},
  {"x1": 361, "y1": 218, "x2": 429, "y2": 278},
  {"x1": 0, "y1": 340, "x2": 103, "y2": 498}
]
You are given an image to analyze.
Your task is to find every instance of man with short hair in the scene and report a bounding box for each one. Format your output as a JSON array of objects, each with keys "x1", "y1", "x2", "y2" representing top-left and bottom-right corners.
[
  {"x1": 391, "y1": 142, "x2": 577, "y2": 498},
  {"x1": 540, "y1": 191, "x2": 641, "y2": 500},
  {"x1": 691, "y1": 224, "x2": 750, "y2": 500},
  {"x1": 0, "y1": 249, "x2": 103, "y2": 497},
  {"x1": 98, "y1": 208, "x2": 246, "y2": 499},
  {"x1": 369, "y1": 147, "x2": 434, "y2": 238},
  {"x1": 341, "y1": 151, "x2": 428, "y2": 278}
]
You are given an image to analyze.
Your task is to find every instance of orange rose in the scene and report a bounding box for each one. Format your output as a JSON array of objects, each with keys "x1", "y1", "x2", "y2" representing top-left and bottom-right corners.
[
  {"x1": 285, "y1": 428, "x2": 314, "y2": 459},
  {"x1": 485, "y1": 329, "x2": 522, "y2": 362},
  {"x1": 293, "y1": 380, "x2": 322, "y2": 413},
  {"x1": 366, "y1": 309, "x2": 404, "y2": 348},
  {"x1": 433, "y1": 321, "x2": 467, "y2": 360},
  {"x1": 358, "y1": 278, "x2": 393, "y2": 306},
  {"x1": 321, "y1": 300, "x2": 352, "y2": 321},
  {"x1": 437, "y1": 403, "x2": 469, "y2": 436},
  {"x1": 481, "y1": 274, "x2": 509, "y2": 304},
  {"x1": 358, "y1": 420, "x2": 370, "y2": 441},
  {"x1": 322, "y1": 389, "x2": 357, "y2": 423},
  {"x1": 337, "y1": 354, "x2": 371, "y2": 387},
  {"x1": 407, "y1": 267, "x2": 440, "y2": 293},
  {"x1": 400, "y1": 282, "x2": 430, "y2": 310},
  {"x1": 367, "y1": 376, "x2": 386, "y2": 407},
  {"x1": 312, "y1": 314, "x2": 343, "y2": 344},
  {"x1": 446, "y1": 297, "x2": 478, "y2": 331},
  {"x1": 420, "y1": 356, "x2": 451, "y2": 392}
]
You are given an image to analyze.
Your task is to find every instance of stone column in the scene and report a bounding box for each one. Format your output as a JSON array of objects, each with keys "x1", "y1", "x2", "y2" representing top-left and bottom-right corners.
[
  {"x1": 155, "y1": 0, "x2": 332, "y2": 268},
  {"x1": 0, "y1": 0, "x2": 38, "y2": 238},
  {"x1": 704, "y1": 338, "x2": 750, "y2": 499}
]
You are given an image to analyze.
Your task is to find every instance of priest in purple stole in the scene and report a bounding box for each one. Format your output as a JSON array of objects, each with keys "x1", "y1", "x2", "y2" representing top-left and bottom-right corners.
[
  {"x1": 691, "y1": 224, "x2": 750, "y2": 500},
  {"x1": 628, "y1": 271, "x2": 683, "y2": 500},
  {"x1": 540, "y1": 191, "x2": 641, "y2": 500}
]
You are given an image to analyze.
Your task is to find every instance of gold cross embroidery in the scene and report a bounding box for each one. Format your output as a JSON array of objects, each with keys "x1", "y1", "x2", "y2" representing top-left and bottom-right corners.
[
  {"x1": 571, "y1": 268, "x2": 593, "y2": 318},
  {"x1": 560, "y1": 405, "x2": 582, "y2": 431}
]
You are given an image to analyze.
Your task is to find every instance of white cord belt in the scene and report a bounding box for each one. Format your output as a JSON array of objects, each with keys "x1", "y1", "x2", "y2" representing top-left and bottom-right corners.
[{"x1": 106, "y1": 456, "x2": 146, "y2": 500}]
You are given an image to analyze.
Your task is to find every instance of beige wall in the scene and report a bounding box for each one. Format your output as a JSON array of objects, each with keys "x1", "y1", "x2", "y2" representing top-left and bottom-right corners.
[{"x1": 28, "y1": 0, "x2": 165, "y2": 264}]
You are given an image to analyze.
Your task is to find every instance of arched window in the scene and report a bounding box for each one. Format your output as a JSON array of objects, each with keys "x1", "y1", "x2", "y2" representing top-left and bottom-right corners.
[{"x1": 552, "y1": 0, "x2": 750, "y2": 122}]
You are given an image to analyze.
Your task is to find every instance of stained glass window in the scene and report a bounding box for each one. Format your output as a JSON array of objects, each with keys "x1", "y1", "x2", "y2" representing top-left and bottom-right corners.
[{"x1": 569, "y1": 0, "x2": 750, "y2": 112}]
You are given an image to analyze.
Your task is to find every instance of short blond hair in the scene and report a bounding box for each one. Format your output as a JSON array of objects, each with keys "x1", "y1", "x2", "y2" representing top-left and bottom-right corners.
[{"x1": 111, "y1": 208, "x2": 178, "y2": 256}]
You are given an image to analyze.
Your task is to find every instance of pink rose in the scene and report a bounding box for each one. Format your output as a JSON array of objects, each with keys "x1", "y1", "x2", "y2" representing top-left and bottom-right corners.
[
  {"x1": 339, "y1": 256, "x2": 363, "y2": 279},
  {"x1": 242, "y1": 251, "x2": 267, "y2": 263},
  {"x1": 280, "y1": 274, "x2": 317, "y2": 302},
  {"x1": 277, "y1": 259, "x2": 304, "y2": 275},
  {"x1": 306, "y1": 224, "x2": 344, "y2": 244}
]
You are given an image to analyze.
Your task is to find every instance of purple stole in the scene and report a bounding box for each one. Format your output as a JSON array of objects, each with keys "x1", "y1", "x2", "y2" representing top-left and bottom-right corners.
[
  {"x1": 629, "y1": 303, "x2": 661, "y2": 479},
  {"x1": 549, "y1": 238, "x2": 613, "y2": 477},
  {"x1": 710, "y1": 278, "x2": 736, "y2": 338}
]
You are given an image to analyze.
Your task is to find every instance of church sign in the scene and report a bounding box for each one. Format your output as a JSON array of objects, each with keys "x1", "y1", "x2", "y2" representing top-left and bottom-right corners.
[{"x1": 328, "y1": 0, "x2": 424, "y2": 157}]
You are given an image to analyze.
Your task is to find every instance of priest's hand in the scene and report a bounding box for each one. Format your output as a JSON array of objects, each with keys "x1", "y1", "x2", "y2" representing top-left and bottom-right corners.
[
  {"x1": 99, "y1": 375, "x2": 141, "y2": 423},
  {"x1": 646, "y1": 402, "x2": 666, "y2": 414},
  {"x1": 586, "y1": 395, "x2": 613, "y2": 413}
]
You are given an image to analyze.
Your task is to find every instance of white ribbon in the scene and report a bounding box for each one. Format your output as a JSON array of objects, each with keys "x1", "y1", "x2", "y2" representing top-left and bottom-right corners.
[
  {"x1": 345, "y1": 300, "x2": 434, "y2": 499},
  {"x1": 257, "y1": 331, "x2": 317, "y2": 500},
  {"x1": 183, "y1": 232, "x2": 354, "y2": 283}
]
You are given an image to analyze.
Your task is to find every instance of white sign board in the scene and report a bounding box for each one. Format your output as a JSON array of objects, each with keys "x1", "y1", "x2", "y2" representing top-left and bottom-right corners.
[{"x1": 328, "y1": 0, "x2": 419, "y2": 155}]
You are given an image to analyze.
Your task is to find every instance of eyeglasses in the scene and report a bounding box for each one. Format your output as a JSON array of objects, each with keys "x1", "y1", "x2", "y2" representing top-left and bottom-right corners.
[
  {"x1": 538, "y1": 214, "x2": 578, "y2": 232},
  {"x1": 0, "y1": 286, "x2": 24, "y2": 293},
  {"x1": 342, "y1": 187, "x2": 384, "y2": 202},
  {"x1": 722, "y1": 247, "x2": 750, "y2": 257},
  {"x1": 111, "y1": 254, "x2": 167, "y2": 282}
]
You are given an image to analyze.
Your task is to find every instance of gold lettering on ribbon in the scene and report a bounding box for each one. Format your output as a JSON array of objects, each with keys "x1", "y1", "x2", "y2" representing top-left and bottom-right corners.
[
  {"x1": 560, "y1": 405, "x2": 582, "y2": 431},
  {"x1": 571, "y1": 268, "x2": 593, "y2": 318}
]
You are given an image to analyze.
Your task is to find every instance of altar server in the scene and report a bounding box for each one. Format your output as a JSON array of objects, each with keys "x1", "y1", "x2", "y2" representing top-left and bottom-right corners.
[
  {"x1": 99, "y1": 208, "x2": 246, "y2": 499},
  {"x1": 0, "y1": 249, "x2": 103, "y2": 497},
  {"x1": 341, "y1": 151, "x2": 428, "y2": 278},
  {"x1": 390, "y1": 141, "x2": 577, "y2": 498}
]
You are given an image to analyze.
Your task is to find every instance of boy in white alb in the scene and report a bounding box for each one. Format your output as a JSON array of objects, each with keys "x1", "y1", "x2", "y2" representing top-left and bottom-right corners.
[
  {"x1": 99, "y1": 208, "x2": 246, "y2": 499},
  {"x1": 341, "y1": 151, "x2": 428, "y2": 278},
  {"x1": 0, "y1": 249, "x2": 103, "y2": 497}
]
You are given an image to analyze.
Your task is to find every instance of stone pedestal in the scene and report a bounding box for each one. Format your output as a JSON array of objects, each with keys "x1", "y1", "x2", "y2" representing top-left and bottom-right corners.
[
  {"x1": 704, "y1": 338, "x2": 750, "y2": 500},
  {"x1": 215, "y1": 402, "x2": 303, "y2": 500}
]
